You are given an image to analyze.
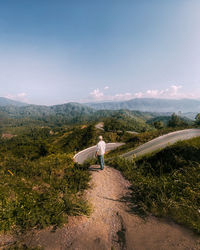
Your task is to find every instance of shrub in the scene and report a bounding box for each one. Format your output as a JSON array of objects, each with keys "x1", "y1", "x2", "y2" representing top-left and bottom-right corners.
[
  {"x1": 0, "y1": 154, "x2": 91, "y2": 232},
  {"x1": 107, "y1": 137, "x2": 200, "y2": 233}
]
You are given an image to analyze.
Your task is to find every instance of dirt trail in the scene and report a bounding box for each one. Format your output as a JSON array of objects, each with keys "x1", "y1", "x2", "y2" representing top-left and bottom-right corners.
[{"x1": 2, "y1": 165, "x2": 200, "y2": 249}]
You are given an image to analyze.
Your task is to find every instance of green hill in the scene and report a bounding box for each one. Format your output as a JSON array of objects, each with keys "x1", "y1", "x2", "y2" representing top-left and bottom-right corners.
[
  {"x1": 0, "y1": 124, "x2": 93, "y2": 233},
  {"x1": 0, "y1": 103, "x2": 158, "y2": 131},
  {"x1": 108, "y1": 136, "x2": 200, "y2": 233}
]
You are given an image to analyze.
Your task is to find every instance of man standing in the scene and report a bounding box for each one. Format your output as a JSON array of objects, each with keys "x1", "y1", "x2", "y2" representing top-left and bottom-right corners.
[{"x1": 96, "y1": 135, "x2": 106, "y2": 170}]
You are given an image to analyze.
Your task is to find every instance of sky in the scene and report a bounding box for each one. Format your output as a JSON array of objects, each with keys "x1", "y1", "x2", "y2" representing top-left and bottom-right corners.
[{"x1": 0, "y1": 0, "x2": 200, "y2": 105}]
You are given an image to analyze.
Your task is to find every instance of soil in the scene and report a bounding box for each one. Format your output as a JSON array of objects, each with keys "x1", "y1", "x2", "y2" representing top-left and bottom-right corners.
[{"x1": 1, "y1": 165, "x2": 200, "y2": 250}]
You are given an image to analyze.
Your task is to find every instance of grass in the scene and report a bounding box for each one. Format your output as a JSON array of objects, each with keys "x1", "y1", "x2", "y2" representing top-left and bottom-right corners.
[
  {"x1": 0, "y1": 121, "x2": 198, "y2": 238},
  {"x1": 3, "y1": 243, "x2": 42, "y2": 250},
  {"x1": 107, "y1": 136, "x2": 200, "y2": 233},
  {"x1": 0, "y1": 154, "x2": 91, "y2": 233}
]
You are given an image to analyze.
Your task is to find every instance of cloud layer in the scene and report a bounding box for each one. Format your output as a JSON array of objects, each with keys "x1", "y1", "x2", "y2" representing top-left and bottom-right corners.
[
  {"x1": 89, "y1": 85, "x2": 197, "y2": 102},
  {"x1": 5, "y1": 93, "x2": 28, "y2": 103}
]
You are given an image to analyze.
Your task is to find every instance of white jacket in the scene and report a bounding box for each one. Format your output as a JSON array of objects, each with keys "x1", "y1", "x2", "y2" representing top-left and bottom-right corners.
[{"x1": 96, "y1": 140, "x2": 106, "y2": 156}]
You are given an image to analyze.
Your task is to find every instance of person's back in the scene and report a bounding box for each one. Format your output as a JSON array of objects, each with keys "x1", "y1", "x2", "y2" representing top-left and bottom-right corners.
[
  {"x1": 96, "y1": 136, "x2": 106, "y2": 170},
  {"x1": 96, "y1": 140, "x2": 106, "y2": 156}
]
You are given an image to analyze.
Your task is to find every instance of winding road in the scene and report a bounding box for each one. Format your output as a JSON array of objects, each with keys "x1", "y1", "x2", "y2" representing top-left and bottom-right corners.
[
  {"x1": 122, "y1": 128, "x2": 200, "y2": 159},
  {"x1": 74, "y1": 129, "x2": 200, "y2": 163},
  {"x1": 74, "y1": 142, "x2": 124, "y2": 164}
]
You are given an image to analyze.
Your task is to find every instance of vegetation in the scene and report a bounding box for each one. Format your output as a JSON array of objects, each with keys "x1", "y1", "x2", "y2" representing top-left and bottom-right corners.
[
  {"x1": 167, "y1": 113, "x2": 189, "y2": 127},
  {"x1": 3, "y1": 242, "x2": 42, "y2": 250},
  {"x1": 0, "y1": 100, "x2": 198, "y2": 240},
  {"x1": 147, "y1": 113, "x2": 193, "y2": 128},
  {"x1": 107, "y1": 137, "x2": 200, "y2": 233},
  {"x1": 103, "y1": 111, "x2": 151, "y2": 132},
  {"x1": 195, "y1": 113, "x2": 200, "y2": 125},
  {"x1": 0, "y1": 126, "x2": 92, "y2": 233}
]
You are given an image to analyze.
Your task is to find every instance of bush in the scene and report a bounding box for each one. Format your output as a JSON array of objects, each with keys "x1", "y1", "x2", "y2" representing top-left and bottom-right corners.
[
  {"x1": 107, "y1": 137, "x2": 200, "y2": 233},
  {"x1": 0, "y1": 154, "x2": 91, "y2": 232}
]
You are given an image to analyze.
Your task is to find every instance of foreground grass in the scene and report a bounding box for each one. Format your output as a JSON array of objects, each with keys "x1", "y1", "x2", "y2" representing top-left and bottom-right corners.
[
  {"x1": 107, "y1": 137, "x2": 200, "y2": 233},
  {"x1": 0, "y1": 154, "x2": 91, "y2": 232},
  {"x1": 4, "y1": 244, "x2": 42, "y2": 250}
]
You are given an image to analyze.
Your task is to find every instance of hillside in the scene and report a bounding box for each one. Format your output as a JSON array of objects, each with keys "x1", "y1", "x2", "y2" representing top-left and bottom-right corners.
[
  {"x1": 0, "y1": 97, "x2": 195, "y2": 128},
  {"x1": 0, "y1": 124, "x2": 100, "y2": 234},
  {"x1": 147, "y1": 114, "x2": 193, "y2": 127},
  {"x1": 0, "y1": 102, "x2": 159, "y2": 131},
  {"x1": 0, "y1": 115, "x2": 199, "y2": 248},
  {"x1": 108, "y1": 136, "x2": 200, "y2": 234},
  {"x1": 86, "y1": 98, "x2": 200, "y2": 114}
]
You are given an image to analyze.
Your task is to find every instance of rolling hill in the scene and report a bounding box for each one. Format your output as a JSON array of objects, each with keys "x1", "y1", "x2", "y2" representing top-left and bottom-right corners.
[{"x1": 0, "y1": 97, "x2": 194, "y2": 129}]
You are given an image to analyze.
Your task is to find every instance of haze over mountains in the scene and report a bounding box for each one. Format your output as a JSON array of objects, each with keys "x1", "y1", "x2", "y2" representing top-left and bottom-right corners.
[
  {"x1": 0, "y1": 97, "x2": 199, "y2": 120},
  {"x1": 86, "y1": 98, "x2": 200, "y2": 113},
  {"x1": 0, "y1": 97, "x2": 27, "y2": 107}
]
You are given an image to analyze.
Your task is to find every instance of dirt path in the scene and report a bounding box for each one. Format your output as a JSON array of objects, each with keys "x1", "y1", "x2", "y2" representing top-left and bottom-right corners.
[
  {"x1": 8, "y1": 165, "x2": 197, "y2": 250},
  {"x1": 1, "y1": 165, "x2": 199, "y2": 249}
]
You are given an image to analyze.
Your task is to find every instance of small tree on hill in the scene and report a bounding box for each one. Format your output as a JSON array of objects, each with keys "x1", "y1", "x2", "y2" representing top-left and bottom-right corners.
[
  {"x1": 153, "y1": 121, "x2": 164, "y2": 130},
  {"x1": 168, "y1": 113, "x2": 184, "y2": 127},
  {"x1": 195, "y1": 113, "x2": 200, "y2": 125}
]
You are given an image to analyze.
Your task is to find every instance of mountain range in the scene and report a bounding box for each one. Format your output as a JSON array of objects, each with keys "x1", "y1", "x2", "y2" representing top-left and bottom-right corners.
[
  {"x1": 0, "y1": 97, "x2": 199, "y2": 121},
  {"x1": 86, "y1": 98, "x2": 200, "y2": 113}
]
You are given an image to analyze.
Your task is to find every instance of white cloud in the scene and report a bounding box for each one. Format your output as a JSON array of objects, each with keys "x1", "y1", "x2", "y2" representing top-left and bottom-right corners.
[
  {"x1": 89, "y1": 88, "x2": 133, "y2": 101},
  {"x1": 5, "y1": 92, "x2": 29, "y2": 103},
  {"x1": 133, "y1": 85, "x2": 186, "y2": 99},
  {"x1": 89, "y1": 89, "x2": 104, "y2": 100},
  {"x1": 169, "y1": 85, "x2": 182, "y2": 96},
  {"x1": 104, "y1": 86, "x2": 109, "y2": 90},
  {"x1": 87, "y1": 85, "x2": 197, "y2": 102}
]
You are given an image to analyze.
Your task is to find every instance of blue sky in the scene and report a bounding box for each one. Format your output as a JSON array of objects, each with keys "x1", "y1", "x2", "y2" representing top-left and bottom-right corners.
[{"x1": 0, "y1": 0, "x2": 200, "y2": 105}]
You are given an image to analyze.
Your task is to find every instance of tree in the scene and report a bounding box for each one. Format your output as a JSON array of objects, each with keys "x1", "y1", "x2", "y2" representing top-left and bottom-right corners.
[
  {"x1": 153, "y1": 121, "x2": 164, "y2": 129},
  {"x1": 195, "y1": 113, "x2": 200, "y2": 125},
  {"x1": 168, "y1": 113, "x2": 183, "y2": 127}
]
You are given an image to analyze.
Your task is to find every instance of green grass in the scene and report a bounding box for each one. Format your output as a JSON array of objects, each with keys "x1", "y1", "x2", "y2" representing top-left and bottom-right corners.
[
  {"x1": 107, "y1": 137, "x2": 200, "y2": 233},
  {"x1": 0, "y1": 153, "x2": 91, "y2": 233}
]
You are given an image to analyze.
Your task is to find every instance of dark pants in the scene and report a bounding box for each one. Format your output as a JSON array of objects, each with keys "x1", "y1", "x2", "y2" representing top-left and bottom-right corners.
[{"x1": 97, "y1": 155, "x2": 104, "y2": 170}]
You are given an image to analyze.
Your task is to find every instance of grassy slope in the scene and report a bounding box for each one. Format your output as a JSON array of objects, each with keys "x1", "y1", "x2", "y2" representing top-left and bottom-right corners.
[
  {"x1": 0, "y1": 111, "x2": 196, "y2": 234},
  {"x1": 0, "y1": 122, "x2": 129, "y2": 233},
  {"x1": 107, "y1": 136, "x2": 200, "y2": 233},
  {"x1": 0, "y1": 126, "x2": 93, "y2": 233}
]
